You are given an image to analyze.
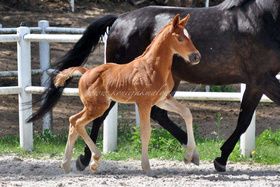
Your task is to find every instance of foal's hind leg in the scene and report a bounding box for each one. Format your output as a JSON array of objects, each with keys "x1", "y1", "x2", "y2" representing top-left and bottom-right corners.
[
  {"x1": 76, "y1": 101, "x2": 117, "y2": 171},
  {"x1": 73, "y1": 98, "x2": 110, "y2": 173},
  {"x1": 62, "y1": 101, "x2": 109, "y2": 174},
  {"x1": 156, "y1": 95, "x2": 199, "y2": 165},
  {"x1": 61, "y1": 110, "x2": 84, "y2": 173},
  {"x1": 72, "y1": 107, "x2": 107, "y2": 173},
  {"x1": 74, "y1": 116, "x2": 102, "y2": 173}
]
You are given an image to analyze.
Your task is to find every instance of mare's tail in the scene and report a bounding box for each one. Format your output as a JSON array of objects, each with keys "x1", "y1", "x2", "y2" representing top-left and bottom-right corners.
[
  {"x1": 27, "y1": 15, "x2": 118, "y2": 122},
  {"x1": 54, "y1": 67, "x2": 87, "y2": 88}
]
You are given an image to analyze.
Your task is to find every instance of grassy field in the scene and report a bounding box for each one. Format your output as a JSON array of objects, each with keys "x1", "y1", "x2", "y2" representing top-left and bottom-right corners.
[{"x1": 0, "y1": 123, "x2": 279, "y2": 165}]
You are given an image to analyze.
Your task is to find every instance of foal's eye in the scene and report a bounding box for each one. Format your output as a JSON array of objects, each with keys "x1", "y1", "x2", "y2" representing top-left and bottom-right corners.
[{"x1": 178, "y1": 37, "x2": 183, "y2": 42}]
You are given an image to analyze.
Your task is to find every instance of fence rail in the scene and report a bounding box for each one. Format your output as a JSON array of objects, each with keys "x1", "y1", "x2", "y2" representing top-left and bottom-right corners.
[
  {"x1": 0, "y1": 34, "x2": 20, "y2": 42},
  {"x1": 0, "y1": 20, "x2": 277, "y2": 157},
  {"x1": 24, "y1": 34, "x2": 82, "y2": 42},
  {"x1": 174, "y1": 91, "x2": 272, "y2": 102},
  {"x1": 0, "y1": 86, "x2": 22, "y2": 95}
]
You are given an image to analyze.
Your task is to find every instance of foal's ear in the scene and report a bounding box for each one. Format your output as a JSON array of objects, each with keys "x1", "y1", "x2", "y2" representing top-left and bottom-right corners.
[
  {"x1": 179, "y1": 14, "x2": 190, "y2": 26},
  {"x1": 172, "y1": 14, "x2": 180, "y2": 28}
]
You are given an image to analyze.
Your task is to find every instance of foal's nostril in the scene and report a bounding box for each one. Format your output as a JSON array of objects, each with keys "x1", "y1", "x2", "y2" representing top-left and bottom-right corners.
[{"x1": 189, "y1": 53, "x2": 201, "y2": 64}]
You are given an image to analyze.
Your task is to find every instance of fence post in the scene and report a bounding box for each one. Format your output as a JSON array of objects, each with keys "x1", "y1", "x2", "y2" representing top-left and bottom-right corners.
[
  {"x1": 103, "y1": 104, "x2": 118, "y2": 152},
  {"x1": 240, "y1": 84, "x2": 256, "y2": 157},
  {"x1": 205, "y1": 0, "x2": 209, "y2": 7},
  {"x1": 135, "y1": 104, "x2": 140, "y2": 126},
  {"x1": 38, "y1": 20, "x2": 52, "y2": 133},
  {"x1": 17, "y1": 23, "x2": 33, "y2": 151},
  {"x1": 70, "y1": 0, "x2": 74, "y2": 12},
  {"x1": 103, "y1": 29, "x2": 118, "y2": 153}
]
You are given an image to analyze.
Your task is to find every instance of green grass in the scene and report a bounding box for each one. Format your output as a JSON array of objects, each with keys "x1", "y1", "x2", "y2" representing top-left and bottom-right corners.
[
  {"x1": 205, "y1": 85, "x2": 235, "y2": 92},
  {"x1": 0, "y1": 129, "x2": 99, "y2": 159},
  {"x1": 0, "y1": 126, "x2": 279, "y2": 165}
]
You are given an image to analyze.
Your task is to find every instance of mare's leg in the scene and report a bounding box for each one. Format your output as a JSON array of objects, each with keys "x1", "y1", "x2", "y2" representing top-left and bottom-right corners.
[
  {"x1": 214, "y1": 73, "x2": 280, "y2": 172},
  {"x1": 214, "y1": 85, "x2": 262, "y2": 172},
  {"x1": 156, "y1": 95, "x2": 199, "y2": 165},
  {"x1": 137, "y1": 102, "x2": 155, "y2": 177},
  {"x1": 76, "y1": 101, "x2": 116, "y2": 171}
]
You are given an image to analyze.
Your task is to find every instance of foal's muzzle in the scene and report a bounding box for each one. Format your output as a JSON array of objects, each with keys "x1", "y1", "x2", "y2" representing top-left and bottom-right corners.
[{"x1": 189, "y1": 52, "x2": 201, "y2": 65}]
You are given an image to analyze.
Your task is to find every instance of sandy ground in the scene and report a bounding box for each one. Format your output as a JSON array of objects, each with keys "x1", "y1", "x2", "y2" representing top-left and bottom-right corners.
[{"x1": 0, "y1": 156, "x2": 280, "y2": 186}]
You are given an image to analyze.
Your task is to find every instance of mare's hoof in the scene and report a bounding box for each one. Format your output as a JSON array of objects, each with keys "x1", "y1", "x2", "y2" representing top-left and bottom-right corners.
[
  {"x1": 214, "y1": 158, "x2": 226, "y2": 172},
  {"x1": 76, "y1": 154, "x2": 88, "y2": 171},
  {"x1": 191, "y1": 155, "x2": 200, "y2": 166}
]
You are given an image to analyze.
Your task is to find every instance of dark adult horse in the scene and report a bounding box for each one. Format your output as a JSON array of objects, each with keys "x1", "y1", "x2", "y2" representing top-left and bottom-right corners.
[{"x1": 27, "y1": 0, "x2": 280, "y2": 172}]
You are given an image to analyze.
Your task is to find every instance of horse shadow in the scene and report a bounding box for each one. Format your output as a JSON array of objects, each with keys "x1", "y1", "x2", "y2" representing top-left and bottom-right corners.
[{"x1": 0, "y1": 157, "x2": 279, "y2": 182}]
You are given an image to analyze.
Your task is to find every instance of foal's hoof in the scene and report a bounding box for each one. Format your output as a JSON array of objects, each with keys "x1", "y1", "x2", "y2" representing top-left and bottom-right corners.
[
  {"x1": 146, "y1": 170, "x2": 156, "y2": 177},
  {"x1": 191, "y1": 155, "x2": 200, "y2": 166},
  {"x1": 183, "y1": 157, "x2": 192, "y2": 165},
  {"x1": 76, "y1": 154, "x2": 88, "y2": 171},
  {"x1": 214, "y1": 158, "x2": 226, "y2": 172},
  {"x1": 61, "y1": 163, "x2": 71, "y2": 174},
  {"x1": 90, "y1": 161, "x2": 100, "y2": 173},
  {"x1": 184, "y1": 156, "x2": 199, "y2": 166},
  {"x1": 90, "y1": 166, "x2": 97, "y2": 173}
]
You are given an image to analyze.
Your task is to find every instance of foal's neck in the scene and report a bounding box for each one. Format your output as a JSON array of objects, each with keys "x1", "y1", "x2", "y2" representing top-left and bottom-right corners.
[{"x1": 139, "y1": 27, "x2": 174, "y2": 69}]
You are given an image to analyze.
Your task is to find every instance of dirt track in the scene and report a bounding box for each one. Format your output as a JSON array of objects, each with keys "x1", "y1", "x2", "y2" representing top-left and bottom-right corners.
[{"x1": 0, "y1": 156, "x2": 280, "y2": 186}]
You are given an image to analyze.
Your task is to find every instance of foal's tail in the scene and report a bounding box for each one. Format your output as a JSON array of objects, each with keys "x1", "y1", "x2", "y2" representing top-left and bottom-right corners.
[
  {"x1": 54, "y1": 67, "x2": 87, "y2": 88},
  {"x1": 27, "y1": 15, "x2": 118, "y2": 123}
]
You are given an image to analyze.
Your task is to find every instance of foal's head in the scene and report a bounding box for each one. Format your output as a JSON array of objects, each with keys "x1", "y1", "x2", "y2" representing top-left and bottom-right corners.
[{"x1": 169, "y1": 14, "x2": 201, "y2": 65}]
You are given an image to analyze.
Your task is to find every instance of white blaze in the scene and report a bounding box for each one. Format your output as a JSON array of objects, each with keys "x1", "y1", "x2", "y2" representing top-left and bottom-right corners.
[{"x1": 183, "y1": 29, "x2": 190, "y2": 39}]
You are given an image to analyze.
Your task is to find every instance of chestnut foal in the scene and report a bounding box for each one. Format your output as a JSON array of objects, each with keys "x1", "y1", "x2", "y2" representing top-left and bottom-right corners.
[{"x1": 54, "y1": 14, "x2": 200, "y2": 176}]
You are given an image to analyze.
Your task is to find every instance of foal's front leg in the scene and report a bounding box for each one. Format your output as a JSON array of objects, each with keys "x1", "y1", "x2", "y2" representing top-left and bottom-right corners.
[
  {"x1": 137, "y1": 103, "x2": 155, "y2": 177},
  {"x1": 156, "y1": 95, "x2": 199, "y2": 165}
]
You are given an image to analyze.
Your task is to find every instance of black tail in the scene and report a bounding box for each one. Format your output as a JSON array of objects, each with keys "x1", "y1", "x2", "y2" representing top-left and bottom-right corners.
[{"x1": 27, "y1": 15, "x2": 118, "y2": 122}]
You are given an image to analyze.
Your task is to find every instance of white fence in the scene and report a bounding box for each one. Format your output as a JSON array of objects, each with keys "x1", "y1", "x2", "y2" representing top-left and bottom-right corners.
[{"x1": 0, "y1": 21, "x2": 276, "y2": 157}]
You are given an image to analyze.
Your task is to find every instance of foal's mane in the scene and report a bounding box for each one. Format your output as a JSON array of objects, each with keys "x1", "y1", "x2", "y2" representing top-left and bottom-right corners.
[
  {"x1": 135, "y1": 22, "x2": 173, "y2": 59},
  {"x1": 220, "y1": 0, "x2": 254, "y2": 10}
]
